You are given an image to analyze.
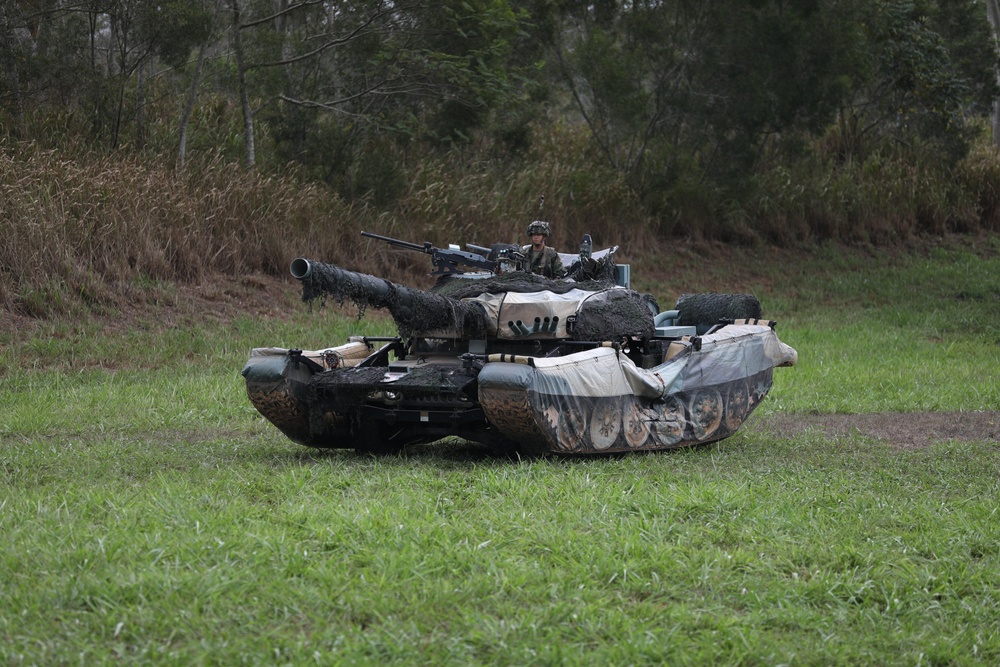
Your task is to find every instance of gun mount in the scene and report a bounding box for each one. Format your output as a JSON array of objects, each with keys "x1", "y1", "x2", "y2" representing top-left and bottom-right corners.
[{"x1": 361, "y1": 231, "x2": 523, "y2": 276}]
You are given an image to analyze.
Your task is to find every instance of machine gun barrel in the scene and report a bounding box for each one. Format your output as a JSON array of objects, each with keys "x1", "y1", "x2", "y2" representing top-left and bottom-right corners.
[
  {"x1": 360, "y1": 231, "x2": 431, "y2": 253},
  {"x1": 291, "y1": 258, "x2": 490, "y2": 339},
  {"x1": 361, "y1": 231, "x2": 494, "y2": 275}
]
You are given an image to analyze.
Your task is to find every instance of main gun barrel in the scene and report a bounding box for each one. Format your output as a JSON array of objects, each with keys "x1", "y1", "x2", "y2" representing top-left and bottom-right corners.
[{"x1": 291, "y1": 258, "x2": 489, "y2": 339}]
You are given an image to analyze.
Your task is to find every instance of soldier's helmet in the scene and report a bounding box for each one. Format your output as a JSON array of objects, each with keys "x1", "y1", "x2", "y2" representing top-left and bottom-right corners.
[{"x1": 526, "y1": 220, "x2": 551, "y2": 237}]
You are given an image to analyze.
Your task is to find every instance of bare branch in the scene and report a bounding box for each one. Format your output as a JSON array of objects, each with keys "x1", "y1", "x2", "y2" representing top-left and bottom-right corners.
[
  {"x1": 246, "y1": 5, "x2": 397, "y2": 70},
  {"x1": 239, "y1": 0, "x2": 327, "y2": 29}
]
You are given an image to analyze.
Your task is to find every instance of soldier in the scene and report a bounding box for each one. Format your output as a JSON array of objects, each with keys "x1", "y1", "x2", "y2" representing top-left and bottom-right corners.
[{"x1": 521, "y1": 221, "x2": 565, "y2": 279}]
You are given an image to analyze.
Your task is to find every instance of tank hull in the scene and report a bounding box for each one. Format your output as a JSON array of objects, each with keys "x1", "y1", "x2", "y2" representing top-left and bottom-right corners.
[{"x1": 242, "y1": 324, "x2": 796, "y2": 455}]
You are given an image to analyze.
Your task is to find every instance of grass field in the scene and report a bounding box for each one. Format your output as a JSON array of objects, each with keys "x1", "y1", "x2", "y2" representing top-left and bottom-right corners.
[{"x1": 2, "y1": 237, "x2": 998, "y2": 665}]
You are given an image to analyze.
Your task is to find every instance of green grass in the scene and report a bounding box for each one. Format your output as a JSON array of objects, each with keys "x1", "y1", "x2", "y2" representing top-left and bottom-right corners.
[
  {"x1": 766, "y1": 239, "x2": 1000, "y2": 414},
  {"x1": 3, "y1": 436, "x2": 999, "y2": 664},
  {"x1": 2, "y1": 238, "x2": 999, "y2": 665}
]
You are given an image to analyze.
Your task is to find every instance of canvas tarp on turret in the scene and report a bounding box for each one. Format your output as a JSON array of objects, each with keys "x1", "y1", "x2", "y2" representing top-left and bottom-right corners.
[
  {"x1": 468, "y1": 288, "x2": 603, "y2": 338},
  {"x1": 466, "y1": 286, "x2": 654, "y2": 340}
]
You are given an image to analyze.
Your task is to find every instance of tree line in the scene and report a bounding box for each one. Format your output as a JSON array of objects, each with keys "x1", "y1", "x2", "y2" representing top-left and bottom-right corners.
[{"x1": 2, "y1": 0, "x2": 999, "y2": 223}]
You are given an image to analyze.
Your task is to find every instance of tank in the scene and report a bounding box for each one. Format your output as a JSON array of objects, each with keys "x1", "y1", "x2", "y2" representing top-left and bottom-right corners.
[{"x1": 242, "y1": 234, "x2": 797, "y2": 455}]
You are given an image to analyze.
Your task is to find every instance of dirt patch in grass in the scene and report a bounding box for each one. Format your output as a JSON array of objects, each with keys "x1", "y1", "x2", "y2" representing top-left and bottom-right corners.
[{"x1": 750, "y1": 411, "x2": 1000, "y2": 449}]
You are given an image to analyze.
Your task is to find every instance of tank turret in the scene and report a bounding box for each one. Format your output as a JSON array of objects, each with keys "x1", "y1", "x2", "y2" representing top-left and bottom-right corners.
[{"x1": 291, "y1": 257, "x2": 657, "y2": 343}]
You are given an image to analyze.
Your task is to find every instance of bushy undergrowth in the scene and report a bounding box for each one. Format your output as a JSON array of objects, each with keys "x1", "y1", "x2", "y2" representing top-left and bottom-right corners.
[{"x1": 2, "y1": 125, "x2": 999, "y2": 318}]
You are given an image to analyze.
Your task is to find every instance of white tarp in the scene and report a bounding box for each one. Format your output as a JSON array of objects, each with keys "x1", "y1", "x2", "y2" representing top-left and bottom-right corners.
[
  {"x1": 482, "y1": 324, "x2": 796, "y2": 400},
  {"x1": 467, "y1": 287, "x2": 622, "y2": 338},
  {"x1": 477, "y1": 323, "x2": 798, "y2": 453}
]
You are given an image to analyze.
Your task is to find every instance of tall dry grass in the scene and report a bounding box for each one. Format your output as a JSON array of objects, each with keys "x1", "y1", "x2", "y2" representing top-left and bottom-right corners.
[
  {"x1": 739, "y1": 143, "x2": 1000, "y2": 246},
  {"x1": 2, "y1": 124, "x2": 999, "y2": 319},
  {"x1": 0, "y1": 147, "x2": 354, "y2": 316},
  {"x1": 389, "y1": 122, "x2": 652, "y2": 255},
  {"x1": 0, "y1": 124, "x2": 657, "y2": 317}
]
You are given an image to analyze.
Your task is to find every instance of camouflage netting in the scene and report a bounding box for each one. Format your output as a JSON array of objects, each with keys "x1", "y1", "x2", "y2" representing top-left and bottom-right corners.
[
  {"x1": 674, "y1": 293, "x2": 763, "y2": 329},
  {"x1": 574, "y1": 290, "x2": 657, "y2": 341},
  {"x1": 299, "y1": 259, "x2": 657, "y2": 341},
  {"x1": 566, "y1": 252, "x2": 620, "y2": 284},
  {"x1": 299, "y1": 261, "x2": 489, "y2": 339}
]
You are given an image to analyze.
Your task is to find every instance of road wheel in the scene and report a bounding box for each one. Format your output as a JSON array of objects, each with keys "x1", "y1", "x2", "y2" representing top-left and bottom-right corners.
[
  {"x1": 649, "y1": 396, "x2": 685, "y2": 446},
  {"x1": 724, "y1": 380, "x2": 751, "y2": 432},
  {"x1": 623, "y1": 401, "x2": 650, "y2": 449},
  {"x1": 689, "y1": 388, "x2": 723, "y2": 440},
  {"x1": 557, "y1": 408, "x2": 587, "y2": 452},
  {"x1": 590, "y1": 399, "x2": 622, "y2": 450}
]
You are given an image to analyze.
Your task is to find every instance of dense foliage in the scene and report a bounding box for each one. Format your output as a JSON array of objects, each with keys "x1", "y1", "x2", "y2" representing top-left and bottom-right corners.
[{"x1": 1, "y1": 0, "x2": 999, "y2": 268}]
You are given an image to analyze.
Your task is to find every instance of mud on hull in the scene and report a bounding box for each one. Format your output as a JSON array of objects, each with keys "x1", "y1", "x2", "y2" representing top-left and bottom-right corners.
[{"x1": 243, "y1": 349, "x2": 354, "y2": 447}]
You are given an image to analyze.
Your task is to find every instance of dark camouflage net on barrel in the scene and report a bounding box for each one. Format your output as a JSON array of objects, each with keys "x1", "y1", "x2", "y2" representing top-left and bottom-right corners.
[{"x1": 298, "y1": 262, "x2": 657, "y2": 342}]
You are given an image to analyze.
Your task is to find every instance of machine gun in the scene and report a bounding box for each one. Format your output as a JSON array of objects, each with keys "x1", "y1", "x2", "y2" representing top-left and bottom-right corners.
[{"x1": 362, "y1": 231, "x2": 501, "y2": 275}]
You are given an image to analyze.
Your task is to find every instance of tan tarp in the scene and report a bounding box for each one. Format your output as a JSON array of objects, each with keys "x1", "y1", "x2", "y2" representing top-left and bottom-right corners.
[
  {"x1": 248, "y1": 339, "x2": 373, "y2": 370},
  {"x1": 477, "y1": 323, "x2": 798, "y2": 453}
]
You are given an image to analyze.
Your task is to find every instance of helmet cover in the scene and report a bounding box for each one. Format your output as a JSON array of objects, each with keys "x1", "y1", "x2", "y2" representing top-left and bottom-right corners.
[{"x1": 526, "y1": 220, "x2": 551, "y2": 237}]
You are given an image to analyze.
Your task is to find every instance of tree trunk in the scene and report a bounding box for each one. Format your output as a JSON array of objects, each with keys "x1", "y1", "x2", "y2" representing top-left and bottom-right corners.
[
  {"x1": 178, "y1": 41, "x2": 209, "y2": 170},
  {"x1": 0, "y1": 1, "x2": 25, "y2": 138},
  {"x1": 109, "y1": 11, "x2": 124, "y2": 148},
  {"x1": 987, "y1": 0, "x2": 1000, "y2": 146},
  {"x1": 135, "y1": 57, "x2": 147, "y2": 149},
  {"x1": 231, "y1": 0, "x2": 255, "y2": 168}
]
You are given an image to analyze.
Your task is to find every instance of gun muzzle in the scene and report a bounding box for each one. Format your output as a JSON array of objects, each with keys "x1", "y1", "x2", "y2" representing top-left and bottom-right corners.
[{"x1": 290, "y1": 258, "x2": 313, "y2": 280}]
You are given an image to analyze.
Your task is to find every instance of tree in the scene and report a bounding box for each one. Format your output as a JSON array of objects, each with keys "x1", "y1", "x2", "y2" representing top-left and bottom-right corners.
[
  {"x1": 177, "y1": 4, "x2": 216, "y2": 169},
  {"x1": 545, "y1": 0, "x2": 866, "y2": 193},
  {"x1": 230, "y1": 0, "x2": 255, "y2": 167},
  {"x1": 986, "y1": 0, "x2": 1000, "y2": 144},
  {"x1": 830, "y1": 0, "x2": 998, "y2": 163},
  {"x1": 544, "y1": 0, "x2": 997, "y2": 200},
  {"x1": 0, "y1": 0, "x2": 28, "y2": 138},
  {"x1": 227, "y1": 0, "x2": 528, "y2": 191}
]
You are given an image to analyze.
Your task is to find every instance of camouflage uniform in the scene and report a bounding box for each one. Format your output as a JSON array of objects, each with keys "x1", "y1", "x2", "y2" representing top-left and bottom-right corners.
[{"x1": 521, "y1": 245, "x2": 565, "y2": 279}]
